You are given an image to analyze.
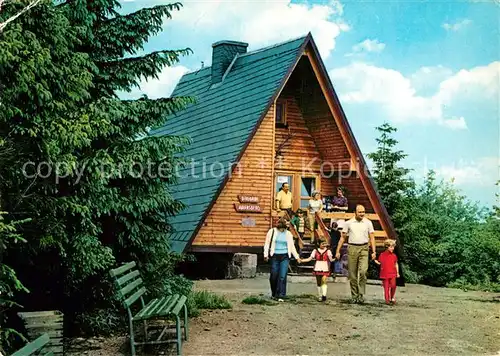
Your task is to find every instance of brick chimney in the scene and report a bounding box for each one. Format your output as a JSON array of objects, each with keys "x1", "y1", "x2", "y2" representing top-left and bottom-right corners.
[{"x1": 211, "y1": 40, "x2": 248, "y2": 84}]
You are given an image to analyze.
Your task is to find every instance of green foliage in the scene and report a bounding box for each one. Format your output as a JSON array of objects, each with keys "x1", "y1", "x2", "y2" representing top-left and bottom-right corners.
[
  {"x1": 190, "y1": 290, "x2": 232, "y2": 310},
  {"x1": 242, "y1": 296, "x2": 276, "y2": 305},
  {"x1": 1, "y1": 0, "x2": 196, "y2": 337},
  {"x1": 0, "y1": 212, "x2": 29, "y2": 352},
  {"x1": 367, "y1": 122, "x2": 414, "y2": 217},
  {"x1": 74, "y1": 307, "x2": 124, "y2": 337},
  {"x1": 369, "y1": 124, "x2": 500, "y2": 289}
]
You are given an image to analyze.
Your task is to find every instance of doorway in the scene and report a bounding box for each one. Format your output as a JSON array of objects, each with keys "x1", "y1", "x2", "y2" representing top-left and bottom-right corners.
[{"x1": 274, "y1": 172, "x2": 320, "y2": 212}]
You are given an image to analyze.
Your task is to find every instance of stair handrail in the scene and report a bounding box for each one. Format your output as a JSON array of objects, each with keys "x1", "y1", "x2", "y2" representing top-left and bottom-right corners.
[
  {"x1": 283, "y1": 211, "x2": 304, "y2": 250},
  {"x1": 315, "y1": 211, "x2": 331, "y2": 246}
]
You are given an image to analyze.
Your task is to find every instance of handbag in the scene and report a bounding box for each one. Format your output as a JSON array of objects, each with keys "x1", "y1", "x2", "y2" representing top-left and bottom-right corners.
[{"x1": 268, "y1": 228, "x2": 275, "y2": 258}]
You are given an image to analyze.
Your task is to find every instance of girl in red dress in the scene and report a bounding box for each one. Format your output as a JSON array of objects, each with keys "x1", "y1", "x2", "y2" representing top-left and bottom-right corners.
[
  {"x1": 375, "y1": 239, "x2": 400, "y2": 305},
  {"x1": 300, "y1": 238, "x2": 335, "y2": 302}
]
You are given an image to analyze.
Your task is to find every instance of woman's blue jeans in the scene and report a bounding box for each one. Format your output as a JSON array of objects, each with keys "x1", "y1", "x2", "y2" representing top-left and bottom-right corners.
[{"x1": 269, "y1": 254, "x2": 289, "y2": 298}]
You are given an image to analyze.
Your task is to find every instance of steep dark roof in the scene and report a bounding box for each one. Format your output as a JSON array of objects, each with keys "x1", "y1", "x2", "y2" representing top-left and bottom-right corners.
[{"x1": 152, "y1": 35, "x2": 309, "y2": 253}]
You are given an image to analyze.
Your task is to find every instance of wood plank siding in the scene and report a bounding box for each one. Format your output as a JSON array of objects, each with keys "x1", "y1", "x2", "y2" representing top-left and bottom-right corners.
[
  {"x1": 274, "y1": 96, "x2": 322, "y2": 172},
  {"x1": 192, "y1": 105, "x2": 275, "y2": 247}
]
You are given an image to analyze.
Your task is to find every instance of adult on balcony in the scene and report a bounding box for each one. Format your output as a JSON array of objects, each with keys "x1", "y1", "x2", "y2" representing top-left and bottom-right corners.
[
  {"x1": 331, "y1": 186, "x2": 348, "y2": 212},
  {"x1": 307, "y1": 191, "x2": 323, "y2": 244}
]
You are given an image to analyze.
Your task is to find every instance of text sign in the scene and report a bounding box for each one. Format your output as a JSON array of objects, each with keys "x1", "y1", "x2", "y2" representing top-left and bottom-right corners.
[
  {"x1": 238, "y1": 195, "x2": 260, "y2": 203},
  {"x1": 234, "y1": 203, "x2": 262, "y2": 213}
]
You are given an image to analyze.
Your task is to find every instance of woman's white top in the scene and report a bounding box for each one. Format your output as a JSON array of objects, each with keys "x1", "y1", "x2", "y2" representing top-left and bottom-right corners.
[{"x1": 308, "y1": 199, "x2": 323, "y2": 213}]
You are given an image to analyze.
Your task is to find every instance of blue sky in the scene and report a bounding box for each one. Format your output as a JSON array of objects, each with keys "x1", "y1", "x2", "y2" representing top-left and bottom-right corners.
[{"x1": 119, "y1": 0, "x2": 499, "y2": 209}]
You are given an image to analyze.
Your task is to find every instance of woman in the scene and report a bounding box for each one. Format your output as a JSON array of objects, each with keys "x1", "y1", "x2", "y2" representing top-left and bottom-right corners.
[
  {"x1": 307, "y1": 191, "x2": 323, "y2": 244},
  {"x1": 331, "y1": 187, "x2": 348, "y2": 211},
  {"x1": 263, "y1": 218, "x2": 300, "y2": 301}
]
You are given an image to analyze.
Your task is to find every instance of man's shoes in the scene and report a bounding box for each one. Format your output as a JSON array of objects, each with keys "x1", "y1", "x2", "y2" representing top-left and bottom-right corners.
[
  {"x1": 349, "y1": 298, "x2": 358, "y2": 304},
  {"x1": 357, "y1": 296, "x2": 365, "y2": 304},
  {"x1": 322, "y1": 296, "x2": 327, "y2": 302}
]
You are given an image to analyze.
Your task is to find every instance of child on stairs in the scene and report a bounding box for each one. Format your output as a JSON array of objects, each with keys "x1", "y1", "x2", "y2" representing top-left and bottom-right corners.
[{"x1": 300, "y1": 238, "x2": 335, "y2": 301}]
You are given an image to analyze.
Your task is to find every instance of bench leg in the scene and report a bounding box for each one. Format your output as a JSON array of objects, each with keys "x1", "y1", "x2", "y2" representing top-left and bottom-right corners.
[
  {"x1": 129, "y1": 318, "x2": 136, "y2": 356},
  {"x1": 176, "y1": 315, "x2": 182, "y2": 356},
  {"x1": 183, "y1": 304, "x2": 188, "y2": 341}
]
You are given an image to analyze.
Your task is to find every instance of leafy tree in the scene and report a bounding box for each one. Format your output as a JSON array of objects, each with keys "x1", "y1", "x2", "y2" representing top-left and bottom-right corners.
[
  {"x1": 367, "y1": 122, "x2": 414, "y2": 218},
  {"x1": 1, "y1": 0, "x2": 193, "y2": 334},
  {"x1": 368, "y1": 124, "x2": 499, "y2": 290}
]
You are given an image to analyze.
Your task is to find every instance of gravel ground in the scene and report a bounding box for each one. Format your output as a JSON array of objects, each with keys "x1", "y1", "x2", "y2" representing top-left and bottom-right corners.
[{"x1": 67, "y1": 275, "x2": 500, "y2": 355}]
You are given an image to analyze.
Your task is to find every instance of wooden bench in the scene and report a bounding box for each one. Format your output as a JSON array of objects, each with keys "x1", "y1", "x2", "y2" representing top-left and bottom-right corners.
[
  {"x1": 109, "y1": 262, "x2": 188, "y2": 356},
  {"x1": 11, "y1": 333, "x2": 52, "y2": 356}
]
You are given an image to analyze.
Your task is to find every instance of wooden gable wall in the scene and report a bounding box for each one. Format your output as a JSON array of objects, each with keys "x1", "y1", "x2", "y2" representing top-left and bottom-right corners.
[
  {"x1": 281, "y1": 57, "x2": 375, "y2": 213},
  {"x1": 191, "y1": 104, "x2": 275, "y2": 248},
  {"x1": 274, "y1": 95, "x2": 321, "y2": 172}
]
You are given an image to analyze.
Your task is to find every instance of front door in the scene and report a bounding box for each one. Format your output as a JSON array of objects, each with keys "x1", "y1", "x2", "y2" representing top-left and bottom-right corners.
[{"x1": 274, "y1": 172, "x2": 320, "y2": 212}]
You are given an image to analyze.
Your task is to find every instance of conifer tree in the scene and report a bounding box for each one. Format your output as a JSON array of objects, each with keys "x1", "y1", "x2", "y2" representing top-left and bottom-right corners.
[
  {"x1": 1, "y1": 0, "x2": 193, "y2": 328},
  {"x1": 367, "y1": 122, "x2": 414, "y2": 217}
]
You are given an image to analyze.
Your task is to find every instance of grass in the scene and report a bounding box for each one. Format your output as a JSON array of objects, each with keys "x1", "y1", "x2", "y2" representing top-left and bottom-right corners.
[
  {"x1": 242, "y1": 296, "x2": 276, "y2": 306},
  {"x1": 187, "y1": 290, "x2": 232, "y2": 317},
  {"x1": 192, "y1": 290, "x2": 232, "y2": 309}
]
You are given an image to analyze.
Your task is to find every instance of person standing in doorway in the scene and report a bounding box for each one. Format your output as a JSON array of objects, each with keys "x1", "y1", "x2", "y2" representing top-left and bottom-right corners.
[
  {"x1": 275, "y1": 182, "x2": 293, "y2": 218},
  {"x1": 335, "y1": 204, "x2": 376, "y2": 304},
  {"x1": 264, "y1": 218, "x2": 301, "y2": 301}
]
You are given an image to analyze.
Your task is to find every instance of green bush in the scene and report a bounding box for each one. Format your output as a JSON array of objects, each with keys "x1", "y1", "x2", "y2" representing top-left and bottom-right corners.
[
  {"x1": 191, "y1": 290, "x2": 232, "y2": 310},
  {"x1": 74, "y1": 308, "x2": 125, "y2": 337}
]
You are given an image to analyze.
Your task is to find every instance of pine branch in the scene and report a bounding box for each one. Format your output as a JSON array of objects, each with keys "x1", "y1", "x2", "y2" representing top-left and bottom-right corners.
[
  {"x1": 94, "y1": 3, "x2": 183, "y2": 59},
  {"x1": 97, "y1": 49, "x2": 192, "y2": 93},
  {"x1": 0, "y1": 0, "x2": 42, "y2": 32}
]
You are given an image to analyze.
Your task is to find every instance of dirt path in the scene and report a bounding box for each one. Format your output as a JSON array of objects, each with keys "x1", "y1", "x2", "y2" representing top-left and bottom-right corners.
[{"x1": 70, "y1": 275, "x2": 500, "y2": 355}]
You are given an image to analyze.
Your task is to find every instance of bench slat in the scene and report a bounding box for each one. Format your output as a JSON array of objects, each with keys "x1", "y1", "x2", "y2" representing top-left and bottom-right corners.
[
  {"x1": 133, "y1": 296, "x2": 170, "y2": 321},
  {"x1": 119, "y1": 277, "x2": 143, "y2": 299},
  {"x1": 124, "y1": 287, "x2": 146, "y2": 308},
  {"x1": 157, "y1": 294, "x2": 180, "y2": 316},
  {"x1": 148, "y1": 295, "x2": 177, "y2": 317},
  {"x1": 110, "y1": 261, "x2": 136, "y2": 277},
  {"x1": 12, "y1": 333, "x2": 50, "y2": 356},
  {"x1": 117, "y1": 270, "x2": 140, "y2": 287},
  {"x1": 171, "y1": 295, "x2": 187, "y2": 315},
  {"x1": 134, "y1": 297, "x2": 160, "y2": 320}
]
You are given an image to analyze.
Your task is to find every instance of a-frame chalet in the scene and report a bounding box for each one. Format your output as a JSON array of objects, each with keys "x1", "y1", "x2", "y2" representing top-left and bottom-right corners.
[{"x1": 153, "y1": 33, "x2": 400, "y2": 257}]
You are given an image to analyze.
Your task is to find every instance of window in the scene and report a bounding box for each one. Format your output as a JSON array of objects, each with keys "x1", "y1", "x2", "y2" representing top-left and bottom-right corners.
[
  {"x1": 275, "y1": 175, "x2": 293, "y2": 194},
  {"x1": 275, "y1": 99, "x2": 287, "y2": 126}
]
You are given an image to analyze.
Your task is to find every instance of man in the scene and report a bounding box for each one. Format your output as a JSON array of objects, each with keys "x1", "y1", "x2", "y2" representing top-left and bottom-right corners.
[
  {"x1": 335, "y1": 204, "x2": 376, "y2": 304},
  {"x1": 275, "y1": 182, "x2": 293, "y2": 218}
]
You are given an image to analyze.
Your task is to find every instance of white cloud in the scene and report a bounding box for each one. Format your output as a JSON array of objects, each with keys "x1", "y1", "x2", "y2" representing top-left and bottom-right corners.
[
  {"x1": 410, "y1": 65, "x2": 453, "y2": 94},
  {"x1": 170, "y1": 0, "x2": 348, "y2": 60},
  {"x1": 441, "y1": 117, "x2": 467, "y2": 130},
  {"x1": 351, "y1": 39, "x2": 385, "y2": 54},
  {"x1": 328, "y1": 61, "x2": 500, "y2": 129},
  {"x1": 118, "y1": 65, "x2": 190, "y2": 100},
  {"x1": 435, "y1": 157, "x2": 499, "y2": 187},
  {"x1": 442, "y1": 19, "x2": 472, "y2": 32}
]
